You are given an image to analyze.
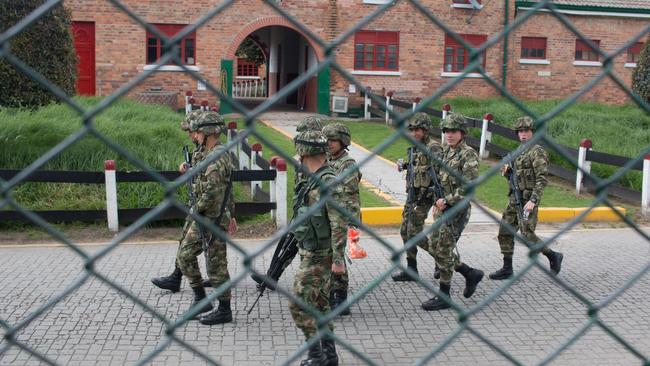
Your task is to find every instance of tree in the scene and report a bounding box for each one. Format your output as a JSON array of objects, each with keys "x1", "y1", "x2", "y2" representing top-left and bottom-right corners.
[
  {"x1": 235, "y1": 37, "x2": 265, "y2": 66},
  {"x1": 632, "y1": 33, "x2": 650, "y2": 104},
  {"x1": 0, "y1": 1, "x2": 77, "y2": 109}
]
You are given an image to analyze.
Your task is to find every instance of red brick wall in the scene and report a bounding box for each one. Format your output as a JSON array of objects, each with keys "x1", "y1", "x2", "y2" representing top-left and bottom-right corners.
[{"x1": 65, "y1": 0, "x2": 645, "y2": 109}]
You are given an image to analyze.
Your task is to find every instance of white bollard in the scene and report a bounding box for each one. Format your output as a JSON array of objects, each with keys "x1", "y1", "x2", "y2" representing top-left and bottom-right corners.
[
  {"x1": 441, "y1": 104, "x2": 451, "y2": 144},
  {"x1": 104, "y1": 160, "x2": 119, "y2": 232},
  {"x1": 364, "y1": 87, "x2": 371, "y2": 120},
  {"x1": 576, "y1": 139, "x2": 592, "y2": 194},
  {"x1": 385, "y1": 91, "x2": 394, "y2": 125},
  {"x1": 412, "y1": 97, "x2": 421, "y2": 112},
  {"x1": 201, "y1": 100, "x2": 209, "y2": 111},
  {"x1": 479, "y1": 113, "x2": 493, "y2": 160},
  {"x1": 239, "y1": 138, "x2": 250, "y2": 170},
  {"x1": 269, "y1": 156, "x2": 278, "y2": 220},
  {"x1": 185, "y1": 91, "x2": 193, "y2": 115},
  {"x1": 275, "y1": 158, "x2": 288, "y2": 228},
  {"x1": 251, "y1": 143, "x2": 263, "y2": 196},
  {"x1": 642, "y1": 154, "x2": 650, "y2": 216},
  {"x1": 227, "y1": 121, "x2": 238, "y2": 165}
]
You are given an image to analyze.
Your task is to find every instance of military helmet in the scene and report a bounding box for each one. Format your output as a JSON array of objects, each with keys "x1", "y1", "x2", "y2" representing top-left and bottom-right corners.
[
  {"x1": 190, "y1": 111, "x2": 226, "y2": 135},
  {"x1": 322, "y1": 123, "x2": 351, "y2": 147},
  {"x1": 181, "y1": 110, "x2": 201, "y2": 131},
  {"x1": 296, "y1": 116, "x2": 323, "y2": 133},
  {"x1": 514, "y1": 116, "x2": 535, "y2": 131},
  {"x1": 407, "y1": 112, "x2": 432, "y2": 133},
  {"x1": 440, "y1": 113, "x2": 468, "y2": 134},
  {"x1": 294, "y1": 130, "x2": 328, "y2": 157}
]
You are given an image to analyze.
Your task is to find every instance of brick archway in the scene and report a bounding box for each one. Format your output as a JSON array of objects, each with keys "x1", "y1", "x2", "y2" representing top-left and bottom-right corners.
[{"x1": 225, "y1": 16, "x2": 324, "y2": 60}]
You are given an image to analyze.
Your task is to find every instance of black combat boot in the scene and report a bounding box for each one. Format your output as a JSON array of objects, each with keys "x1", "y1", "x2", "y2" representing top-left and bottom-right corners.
[
  {"x1": 151, "y1": 266, "x2": 182, "y2": 293},
  {"x1": 489, "y1": 256, "x2": 513, "y2": 280},
  {"x1": 299, "y1": 342, "x2": 327, "y2": 366},
  {"x1": 456, "y1": 264, "x2": 484, "y2": 298},
  {"x1": 392, "y1": 258, "x2": 418, "y2": 282},
  {"x1": 202, "y1": 279, "x2": 212, "y2": 288},
  {"x1": 322, "y1": 337, "x2": 339, "y2": 366},
  {"x1": 330, "y1": 290, "x2": 350, "y2": 316},
  {"x1": 422, "y1": 283, "x2": 451, "y2": 311},
  {"x1": 433, "y1": 266, "x2": 441, "y2": 280},
  {"x1": 189, "y1": 286, "x2": 213, "y2": 317},
  {"x1": 545, "y1": 250, "x2": 564, "y2": 275},
  {"x1": 199, "y1": 299, "x2": 232, "y2": 325}
]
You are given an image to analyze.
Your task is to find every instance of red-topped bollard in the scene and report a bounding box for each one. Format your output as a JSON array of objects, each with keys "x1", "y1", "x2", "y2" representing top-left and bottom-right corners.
[
  {"x1": 275, "y1": 158, "x2": 288, "y2": 227},
  {"x1": 104, "y1": 160, "x2": 118, "y2": 232},
  {"x1": 643, "y1": 154, "x2": 650, "y2": 216},
  {"x1": 251, "y1": 143, "x2": 263, "y2": 197},
  {"x1": 479, "y1": 113, "x2": 494, "y2": 160},
  {"x1": 576, "y1": 139, "x2": 593, "y2": 194}
]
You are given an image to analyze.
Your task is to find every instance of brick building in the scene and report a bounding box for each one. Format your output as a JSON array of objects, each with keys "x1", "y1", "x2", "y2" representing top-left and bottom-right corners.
[{"x1": 67, "y1": 0, "x2": 650, "y2": 114}]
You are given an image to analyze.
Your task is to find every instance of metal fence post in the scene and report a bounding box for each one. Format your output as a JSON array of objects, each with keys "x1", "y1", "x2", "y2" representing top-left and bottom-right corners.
[
  {"x1": 251, "y1": 143, "x2": 263, "y2": 196},
  {"x1": 185, "y1": 91, "x2": 193, "y2": 115},
  {"x1": 275, "y1": 158, "x2": 287, "y2": 227},
  {"x1": 479, "y1": 113, "x2": 493, "y2": 160},
  {"x1": 576, "y1": 139, "x2": 592, "y2": 194},
  {"x1": 104, "y1": 160, "x2": 119, "y2": 232},
  {"x1": 269, "y1": 156, "x2": 278, "y2": 220},
  {"x1": 642, "y1": 154, "x2": 650, "y2": 216}
]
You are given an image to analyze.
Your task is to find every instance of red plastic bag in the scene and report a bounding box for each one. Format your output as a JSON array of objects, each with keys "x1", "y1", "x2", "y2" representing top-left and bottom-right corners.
[{"x1": 347, "y1": 227, "x2": 367, "y2": 259}]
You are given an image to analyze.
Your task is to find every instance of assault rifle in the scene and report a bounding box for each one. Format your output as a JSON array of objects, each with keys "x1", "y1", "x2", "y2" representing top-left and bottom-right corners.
[
  {"x1": 506, "y1": 160, "x2": 529, "y2": 223},
  {"x1": 247, "y1": 173, "x2": 314, "y2": 314}
]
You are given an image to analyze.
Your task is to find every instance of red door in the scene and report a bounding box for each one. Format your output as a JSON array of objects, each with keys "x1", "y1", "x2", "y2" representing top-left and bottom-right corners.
[{"x1": 72, "y1": 22, "x2": 95, "y2": 95}]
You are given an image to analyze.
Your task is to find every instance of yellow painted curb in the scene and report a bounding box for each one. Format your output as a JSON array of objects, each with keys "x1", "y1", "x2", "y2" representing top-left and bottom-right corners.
[{"x1": 361, "y1": 207, "x2": 403, "y2": 225}]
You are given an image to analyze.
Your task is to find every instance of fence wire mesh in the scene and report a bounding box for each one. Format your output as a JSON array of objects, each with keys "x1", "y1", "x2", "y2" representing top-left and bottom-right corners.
[{"x1": 1, "y1": 0, "x2": 649, "y2": 365}]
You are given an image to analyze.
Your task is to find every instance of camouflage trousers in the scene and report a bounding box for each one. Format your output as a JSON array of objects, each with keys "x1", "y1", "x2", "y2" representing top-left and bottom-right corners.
[
  {"x1": 399, "y1": 199, "x2": 434, "y2": 262},
  {"x1": 428, "y1": 206, "x2": 471, "y2": 284},
  {"x1": 331, "y1": 239, "x2": 348, "y2": 292},
  {"x1": 289, "y1": 250, "x2": 333, "y2": 339},
  {"x1": 497, "y1": 200, "x2": 550, "y2": 256},
  {"x1": 177, "y1": 220, "x2": 231, "y2": 301}
]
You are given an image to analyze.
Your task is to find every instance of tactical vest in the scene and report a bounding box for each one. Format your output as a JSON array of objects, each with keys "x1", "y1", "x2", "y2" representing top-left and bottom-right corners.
[
  {"x1": 292, "y1": 166, "x2": 336, "y2": 253},
  {"x1": 411, "y1": 138, "x2": 440, "y2": 189},
  {"x1": 195, "y1": 144, "x2": 233, "y2": 227},
  {"x1": 514, "y1": 145, "x2": 544, "y2": 193},
  {"x1": 328, "y1": 153, "x2": 361, "y2": 196}
]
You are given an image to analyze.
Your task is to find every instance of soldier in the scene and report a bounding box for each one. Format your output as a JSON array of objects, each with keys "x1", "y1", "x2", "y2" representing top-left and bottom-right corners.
[
  {"x1": 289, "y1": 130, "x2": 346, "y2": 366},
  {"x1": 322, "y1": 123, "x2": 361, "y2": 316},
  {"x1": 174, "y1": 111, "x2": 236, "y2": 325},
  {"x1": 422, "y1": 114, "x2": 484, "y2": 311},
  {"x1": 251, "y1": 115, "x2": 324, "y2": 287},
  {"x1": 392, "y1": 113, "x2": 442, "y2": 282},
  {"x1": 151, "y1": 110, "x2": 205, "y2": 292},
  {"x1": 489, "y1": 116, "x2": 564, "y2": 280}
]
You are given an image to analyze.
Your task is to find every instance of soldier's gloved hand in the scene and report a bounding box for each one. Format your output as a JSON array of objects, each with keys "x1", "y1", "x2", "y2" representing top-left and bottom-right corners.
[
  {"x1": 332, "y1": 262, "x2": 346, "y2": 274},
  {"x1": 179, "y1": 162, "x2": 189, "y2": 173},
  {"x1": 523, "y1": 200, "x2": 536, "y2": 212},
  {"x1": 228, "y1": 218, "x2": 237, "y2": 235}
]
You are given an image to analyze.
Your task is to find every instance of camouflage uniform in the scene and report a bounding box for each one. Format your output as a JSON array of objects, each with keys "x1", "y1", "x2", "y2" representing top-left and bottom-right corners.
[
  {"x1": 490, "y1": 117, "x2": 564, "y2": 280},
  {"x1": 152, "y1": 110, "x2": 205, "y2": 293},
  {"x1": 289, "y1": 130, "x2": 345, "y2": 366},
  {"x1": 177, "y1": 112, "x2": 236, "y2": 325},
  {"x1": 422, "y1": 114, "x2": 484, "y2": 311},
  {"x1": 322, "y1": 123, "x2": 361, "y2": 315},
  {"x1": 393, "y1": 113, "x2": 442, "y2": 282}
]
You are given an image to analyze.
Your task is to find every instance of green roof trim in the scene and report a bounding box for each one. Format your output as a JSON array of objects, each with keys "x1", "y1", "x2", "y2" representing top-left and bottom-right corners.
[{"x1": 515, "y1": 1, "x2": 650, "y2": 15}]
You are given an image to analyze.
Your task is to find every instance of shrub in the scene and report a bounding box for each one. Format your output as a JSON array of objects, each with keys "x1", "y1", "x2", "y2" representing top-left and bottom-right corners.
[{"x1": 632, "y1": 33, "x2": 650, "y2": 104}]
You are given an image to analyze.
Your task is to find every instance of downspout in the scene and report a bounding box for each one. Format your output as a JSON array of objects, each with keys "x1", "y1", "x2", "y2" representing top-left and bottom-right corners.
[{"x1": 502, "y1": 0, "x2": 510, "y2": 95}]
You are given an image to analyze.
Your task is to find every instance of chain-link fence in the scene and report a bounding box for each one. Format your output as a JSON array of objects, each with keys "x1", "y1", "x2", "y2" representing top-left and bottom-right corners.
[{"x1": 1, "y1": 0, "x2": 649, "y2": 365}]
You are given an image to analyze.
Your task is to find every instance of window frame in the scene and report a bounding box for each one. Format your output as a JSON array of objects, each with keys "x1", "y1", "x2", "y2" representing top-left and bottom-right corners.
[
  {"x1": 443, "y1": 33, "x2": 487, "y2": 73},
  {"x1": 627, "y1": 42, "x2": 644, "y2": 64},
  {"x1": 146, "y1": 24, "x2": 196, "y2": 65},
  {"x1": 520, "y1": 37, "x2": 547, "y2": 60},
  {"x1": 574, "y1": 39, "x2": 600, "y2": 62},
  {"x1": 353, "y1": 30, "x2": 400, "y2": 72}
]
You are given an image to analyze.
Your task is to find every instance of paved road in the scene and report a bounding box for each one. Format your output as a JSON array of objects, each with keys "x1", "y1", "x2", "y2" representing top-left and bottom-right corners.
[
  {"x1": 1, "y1": 227, "x2": 648, "y2": 365},
  {"x1": 258, "y1": 111, "x2": 497, "y2": 224}
]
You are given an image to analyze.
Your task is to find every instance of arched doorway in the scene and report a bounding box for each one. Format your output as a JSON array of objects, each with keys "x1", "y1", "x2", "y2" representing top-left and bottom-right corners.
[{"x1": 222, "y1": 17, "x2": 328, "y2": 114}]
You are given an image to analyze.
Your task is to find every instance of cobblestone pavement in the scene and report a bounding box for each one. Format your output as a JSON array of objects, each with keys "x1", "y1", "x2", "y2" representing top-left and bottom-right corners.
[{"x1": 0, "y1": 227, "x2": 648, "y2": 365}]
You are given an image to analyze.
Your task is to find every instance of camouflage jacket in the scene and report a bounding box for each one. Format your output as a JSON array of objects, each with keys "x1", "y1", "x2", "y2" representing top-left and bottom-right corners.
[
  {"x1": 438, "y1": 140, "x2": 479, "y2": 206},
  {"x1": 292, "y1": 165, "x2": 347, "y2": 266},
  {"x1": 190, "y1": 144, "x2": 205, "y2": 192},
  {"x1": 408, "y1": 135, "x2": 442, "y2": 190},
  {"x1": 193, "y1": 143, "x2": 235, "y2": 228},
  {"x1": 510, "y1": 144, "x2": 548, "y2": 204},
  {"x1": 327, "y1": 151, "x2": 361, "y2": 225}
]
